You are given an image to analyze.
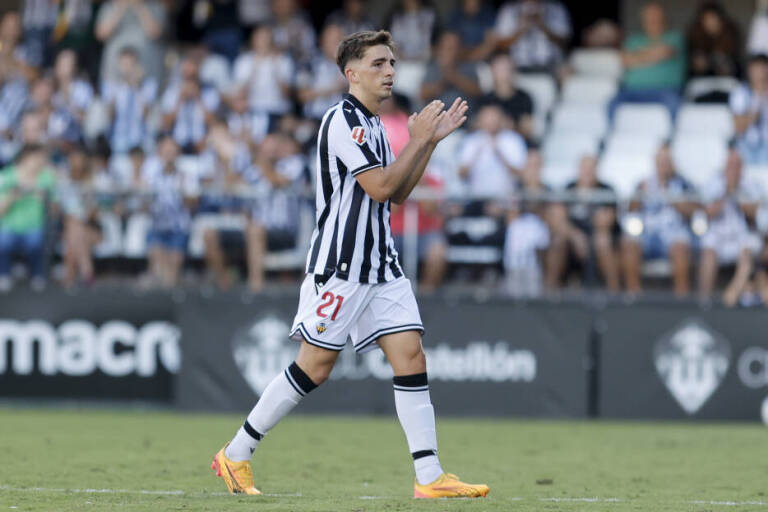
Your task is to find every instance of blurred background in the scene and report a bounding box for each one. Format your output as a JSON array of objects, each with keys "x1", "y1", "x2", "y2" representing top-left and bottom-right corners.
[{"x1": 1, "y1": 0, "x2": 768, "y2": 422}]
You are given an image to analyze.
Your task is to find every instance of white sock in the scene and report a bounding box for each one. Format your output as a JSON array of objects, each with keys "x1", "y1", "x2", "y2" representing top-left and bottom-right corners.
[
  {"x1": 393, "y1": 373, "x2": 444, "y2": 485},
  {"x1": 226, "y1": 362, "x2": 317, "y2": 461}
]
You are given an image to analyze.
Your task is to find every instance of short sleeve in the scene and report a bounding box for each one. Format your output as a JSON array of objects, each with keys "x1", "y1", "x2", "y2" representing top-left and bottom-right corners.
[
  {"x1": 498, "y1": 131, "x2": 527, "y2": 169},
  {"x1": 330, "y1": 109, "x2": 382, "y2": 177},
  {"x1": 494, "y1": 5, "x2": 518, "y2": 36}
]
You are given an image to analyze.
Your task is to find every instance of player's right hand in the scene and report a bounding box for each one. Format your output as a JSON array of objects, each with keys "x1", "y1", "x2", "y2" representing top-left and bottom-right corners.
[{"x1": 408, "y1": 100, "x2": 445, "y2": 144}]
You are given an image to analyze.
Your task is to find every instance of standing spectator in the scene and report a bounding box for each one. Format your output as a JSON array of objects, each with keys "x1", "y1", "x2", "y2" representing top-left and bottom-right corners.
[
  {"x1": 268, "y1": 0, "x2": 315, "y2": 63},
  {"x1": 479, "y1": 52, "x2": 534, "y2": 141},
  {"x1": 50, "y1": 0, "x2": 95, "y2": 61},
  {"x1": 387, "y1": 0, "x2": 438, "y2": 62},
  {"x1": 620, "y1": 144, "x2": 696, "y2": 297},
  {"x1": 20, "y1": 0, "x2": 58, "y2": 68},
  {"x1": 699, "y1": 149, "x2": 763, "y2": 305},
  {"x1": 0, "y1": 144, "x2": 55, "y2": 292},
  {"x1": 494, "y1": 0, "x2": 571, "y2": 72},
  {"x1": 502, "y1": 198, "x2": 549, "y2": 298},
  {"x1": 686, "y1": 2, "x2": 740, "y2": 79},
  {"x1": 446, "y1": 0, "x2": 497, "y2": 61},
  {"x1": 95, "y1": 0, "x2": 167, "y2": 84},
  {"x1": 224, "y1": 86, "x2": 269, "y2": 148},
  {"x1": 162, "y1": 75, "x2": 218, "y2": 154},
  {"x1": 609, "y1": 2, "x2": 684, "y2": 119},
  {"x1": 0, "y1": 11, "x2": 36, "y2": 82},
  {"x1": 457, "y1": 104, "x2": 527, "y2": 213},
  {"x1": 52, "y1": 49, "x2": 93, "y2": 141},
  {"x1": 325, "y1": 0, "x2": 375, "y2": 36},
  {"x1": 420, "y1": 32, "x2": 483, "y2": 112},
  {"x1": 58, "y1": 145, "x2": 101, "y2": 288},
  {"x1": 101, "y1": 46, "x2": 157, "y2": 154},
  {"x1": 297, "y1": 24, "x2": 347, "y2": 122},
  {"x1": 143, "y1": 135, "x2": 196, "y2": 288},
  {"x1": 730, "y1": 54, "x2": 768, "y2": 164},
  {"x1": 547, "y1": 155, "x2": 621, "y2": 292},
  {"x1": 233, "y1": 25, "x2": 294, "y2": 118}
]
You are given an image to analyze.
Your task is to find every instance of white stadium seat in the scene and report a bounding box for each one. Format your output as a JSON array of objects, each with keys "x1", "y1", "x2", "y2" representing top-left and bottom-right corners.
[
  {"x1": 561, "y1": 75, "x2": 618, "y2": 106},
  {"x1": 613, "y1": 104, "x2": 672, "y2": 139},
  {"x1": 517, "y1": 73, "x2": 557, "y2": 118},
  {"x1": 541, "y1": 162, "x2": 578, "y2": 189},
  {"x1": 550, "y1": 104, "x2": 608, "y2": 139},
  {"x1": 675, "y1": 104, "x2": 733, "y2": 139},
  {"x1": 603, "y1": 132, "x2": 665, "y2": 157},
  {"x1": 542, "y1": 131, "x2": 600, "y2": 166},
  {"x1": 569, "y1": 48, "x2": 623, "y2": 78},
  {"x1": 672, "y1": 135, "x2": 728, "y2": 190},
  {"x1": 598, "y1": 151, "x2": 654, "y2": 199}
]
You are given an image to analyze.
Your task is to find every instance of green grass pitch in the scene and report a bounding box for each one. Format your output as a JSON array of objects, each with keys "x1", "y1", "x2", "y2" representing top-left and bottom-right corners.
[{"x1": 0, "y1": 408, "x2": 766, "y2": 511}]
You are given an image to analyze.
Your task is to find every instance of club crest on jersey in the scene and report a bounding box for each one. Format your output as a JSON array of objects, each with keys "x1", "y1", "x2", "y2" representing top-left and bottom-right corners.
[
  {"x1": 351, "y1": 126, "x2": 366, "y2": 145},
  {"x1": 316, "y1": 321, "x2": 327, "y2": 335}
]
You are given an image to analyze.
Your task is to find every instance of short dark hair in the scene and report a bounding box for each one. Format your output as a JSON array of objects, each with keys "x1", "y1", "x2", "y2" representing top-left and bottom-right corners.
[
  {"x1": 748, "y1": 53, "x2": 768, "y2": 67},
  {"x1": 119, "y1": 46, "x2": 139, "y2": 60},
  {"x1": 16, "y1": 143, "x2": 48, "y2": 162},
  {"x1": 336, "y1": 30, "x2": 395, "y2": 75}
]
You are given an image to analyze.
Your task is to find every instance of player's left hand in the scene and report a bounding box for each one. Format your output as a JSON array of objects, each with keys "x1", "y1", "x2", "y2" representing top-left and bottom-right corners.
[{"x1": 431, "y1": 97, "x2": 468, "y2": 143}]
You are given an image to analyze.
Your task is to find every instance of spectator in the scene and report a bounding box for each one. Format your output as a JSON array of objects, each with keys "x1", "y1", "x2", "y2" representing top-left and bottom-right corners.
[
  {"x1": 268, "y1": 0, "x2": 316, "y2": 63},
  {"x1": 420, "y1": 32, "x2": 483, "y2": 112},
  {"x1": 582, "y1": 19, "x2": 622, "y2": 48},
  {"x1": 479, "y1": 52, "x2": 534, "y2": 141},
  {"x1": 0, "y1": 144, "x2": 55, "y2": 292},
  {"x1": 20, "y1": 0, "x2": 58, "y2": 68},
  {"x1": 494, "y1": 0, "x2": 571, "y2": 72},
  {"x1": 747, "y1": 0, "x2": 768, "y2": 56},
  {"x1": 143, "y1": 135, "x2": 196, "y2": 288},
  {"x1": 192, "y1": 0, "x2": 242, "y2": 63},
  {"x1": 609, "y1": 2, "x2": 684, "y2": 119},
  {"x1": 446, "y1": 0, "x2": 497, "y2": 61},
  {"x1": 0, "y1": 11, "x2": 36, "y2": 82},
  {"x1": 233, "y1": 25, "x2": 294, "y2": 118},
  {"x1": 50, "y1": 0, "x2": 95, "y2": 63},
  {"x1": 620, "y1": 144, "x2": 696, "y2": 297},
  {"x1": 687, "y1": 2, "x2": 740, "y2": 79},
  {"x1": 547, "y1": 155, "x2": 621, "y2": 292},
  {"x1": 387, "y1": 0, "x2": 438, "y2": 62},
  {"x1": 457, "y1": 104, "x2": 527, "y2": 213},
  {"x1": 325, "y1": 0, "x2": 375, "y2": 36},
  {"x1": 101, "y1": 46, "x2": 157, "y2": 154},
  {"x1": 95, "y1": 0, "x2": 167, "y2": 84},
  {"x1": 730, "y1": 54, "x2": 768, "y2": 164},
  {"x1": 197, "y1": 117, "x2": 250, "y2": 214},
  {"x1": 238, "y1": 0, "x2": 271, "y2": 30},
  {"x1": 52, "y1": 49, "x2": 93, "y2": 140},
  {"x1": 297, "y1": 24, "x2": 347, "y2": 122},
  {"x1": 204, "y1": 133, "x2": 305, "y2": 292},
  {"x1": 224, "y1": 86, "x2": 270, "y2": 148},
  {"x1": 58, "y1": 146, "x2": 101, "y2": 288},
  {"x1": 699, "y1": 149, "x2": 763, "y2": 306}
]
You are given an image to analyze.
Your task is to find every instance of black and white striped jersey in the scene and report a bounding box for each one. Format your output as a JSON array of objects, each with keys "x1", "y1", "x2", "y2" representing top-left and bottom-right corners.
[{"x1": 305, "y1": 93, "x2": 404, "y2": 283}]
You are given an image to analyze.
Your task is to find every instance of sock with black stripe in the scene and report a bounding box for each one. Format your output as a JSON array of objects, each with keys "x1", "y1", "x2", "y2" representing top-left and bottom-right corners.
[
  {"x1": 393, "y1": 373, "x2": 444, "y2": 485},
  {"x1": 225, "y1": 362, "x2": 317, "y2": 461}
]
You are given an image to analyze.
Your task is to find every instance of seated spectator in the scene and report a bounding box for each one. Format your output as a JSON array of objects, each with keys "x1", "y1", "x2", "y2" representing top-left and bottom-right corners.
[
  {"x1": 494, "y1": 0, "x2": 571, "y2": 73},
  {"x1": 197, "y1": 117, "x2": 251, "y2": 213},
  {"x1": 547, "y1": 155, "x2": 620, "y2": 292},
  {"x1": 101, "y1": 46, "x2": 157, "y2": 154},
  {"x1": 478, "y1": 52, "x2": 534, "y2": 141},
  {"x1": 224, "y1": 86, "x2": 269, "y2": 148},
  {"x1": 699, "y1": 149, "x2": 763, "y2": 306},
  {"x1": 387, "y1": 0, "x2": 438, "y2": 62},
  {"x1": 143, "y1": 135, "x2": 196, "y2": 288},
  {"x1": 420, "y1": 32, "x2": 483, "y2": 114},
  {"x1": 582, "y1": 19, "x2": 622, "y2": 48},
  {"x1": 0, "y1": 144, "x2": 55, "y2": 291},
  {"x1": 609, "y1": 2, "x2": 684, "y2": 119},
  {"x1": 297, "y1": 24, "x2": 347, "y2": 122},
  {"x1": 203, "y1": 133, "x2": 306, "y2": 292},
  {"x1": 730, "y1": 54, "x2": 768, "y2": 164},
  {"x1": 233, "y1": 25, "x2": 294, "y2": 119},
  {"x1": 95, "y1": 0, "x2": 167, "y2": 85},
  {"x1": 0, "y1": 11, "x2": 37, "y2": 82},
  {"x1": 161, "y1": 72, "x2": 219, "y2": 154},
  {"x1": 447, "y1": 0, "x2": 497, "y2": 61},
  {"x1": 58, "y1": 146, "x2": 102, "y2": 288},
  {"x1": 620, "y1": 144, "x2": 696, "y2": 297},
  {"x1": 502, "y1": 198, "x2": 549, "y2": 298},
  {"x1": 325, "y1": 0, "x2": 375, "y2": 35},
  {"x1": 457, "y1": 104, "x2": 527, "y2": 214},
  {"x1": 686, "y1": 2, "x2": 740, "y2": 80},
  {"x1": 49, "y1": 0, "x2": 95, "y2": 75},
  {"x1": 52, "y1": 49, "x2": 93, "y2": 140},
  {"x1": 268, "y1": 0, "x2": 316, "y2": 63}
]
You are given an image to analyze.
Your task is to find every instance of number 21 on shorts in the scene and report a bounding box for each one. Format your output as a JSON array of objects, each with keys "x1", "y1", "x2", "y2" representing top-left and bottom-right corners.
[{"x1": 317, "y1": 292, "x2": 344, "y2": 320}]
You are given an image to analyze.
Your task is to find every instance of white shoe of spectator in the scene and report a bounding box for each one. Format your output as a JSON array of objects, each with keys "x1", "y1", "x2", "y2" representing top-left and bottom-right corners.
[
  {"x1": 0, "y1": 276, "x2": 11, "y2": 292},
  {"x1": 30, "y1": 277, "x2": 46, "y2": 292}
]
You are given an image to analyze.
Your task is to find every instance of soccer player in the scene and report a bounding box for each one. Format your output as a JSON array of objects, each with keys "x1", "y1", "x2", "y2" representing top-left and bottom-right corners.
[{"x1": 211, "y1": 30, "x2": 488, "y2": 499}]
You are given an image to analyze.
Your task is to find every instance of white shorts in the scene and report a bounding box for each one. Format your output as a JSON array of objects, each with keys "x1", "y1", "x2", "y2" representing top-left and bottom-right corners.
[
  {"x1": 701, "y1": 226, "x2": 762, "y2": 265},
  {"x1": 289, "y1": 274, "x2": 424, "y2": 354}
]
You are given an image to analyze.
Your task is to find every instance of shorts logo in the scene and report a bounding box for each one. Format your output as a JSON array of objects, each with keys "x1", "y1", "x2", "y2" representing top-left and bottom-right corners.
[
  {"x1": 316, "y1": 322, "x2": 327, "y2": 335},
  {"x1": 351, "y1": 126, "x2": 366, "y2": 145}
]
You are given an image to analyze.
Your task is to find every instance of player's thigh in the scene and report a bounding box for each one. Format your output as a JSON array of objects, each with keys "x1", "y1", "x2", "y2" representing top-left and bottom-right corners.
[
  {"x1": 350, "y1": 277, "x2": 424, "y2": 354},
  {"x1": 295, "y1": 339, "x2": 341, "y2": 384}
]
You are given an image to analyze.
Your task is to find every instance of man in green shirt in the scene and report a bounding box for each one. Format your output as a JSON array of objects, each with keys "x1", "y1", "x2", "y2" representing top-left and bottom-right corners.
[
  {"x1": 0, "y1": 144, "x2": 56, "y2": 291},
  {"x1": 608, "y1": 2, "x2": 684, "y2": 119}
]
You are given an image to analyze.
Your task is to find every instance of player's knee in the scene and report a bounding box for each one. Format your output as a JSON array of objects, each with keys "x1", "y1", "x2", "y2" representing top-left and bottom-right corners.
[{"x1": 304, "y1": 361, "x2": 334, "y2": 386}]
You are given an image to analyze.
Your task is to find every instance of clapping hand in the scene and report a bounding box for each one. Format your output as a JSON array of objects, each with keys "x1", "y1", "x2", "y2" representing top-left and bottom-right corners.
[
  {"x1": 431, "y1": 97, "x2": 468, "y2": 143},
  {"x1": 407, "y1": 99, "x2": 445, "y2": 144}
]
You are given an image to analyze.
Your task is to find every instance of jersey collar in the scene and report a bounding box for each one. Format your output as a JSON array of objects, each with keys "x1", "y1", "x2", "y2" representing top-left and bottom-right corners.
[{"x1": 343, "y1": 93, "x2": 377, "y2": 119}]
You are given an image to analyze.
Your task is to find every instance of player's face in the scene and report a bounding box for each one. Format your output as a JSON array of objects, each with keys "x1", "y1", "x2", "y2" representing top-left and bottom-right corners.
[{"x1": 353, "y1": 45, "x2": 396, "y2": 101}]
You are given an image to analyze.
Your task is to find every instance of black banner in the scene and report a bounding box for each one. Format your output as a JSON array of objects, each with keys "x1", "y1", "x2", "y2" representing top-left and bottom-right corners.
[
  {"x1": 599, "y1": 303, "x2": 768, "y2": 421},
  {"x1": 176, "y1": 294, "x2": 592, "y2": 417},
  {"x1": 0, "y1": 289, "x2": 179, "y2": 401}
]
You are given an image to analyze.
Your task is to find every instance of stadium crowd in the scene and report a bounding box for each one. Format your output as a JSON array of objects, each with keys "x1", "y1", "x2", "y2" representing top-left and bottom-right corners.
[{"x1": 1, "y1": 0, "x2": 768, "y2": 306}]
